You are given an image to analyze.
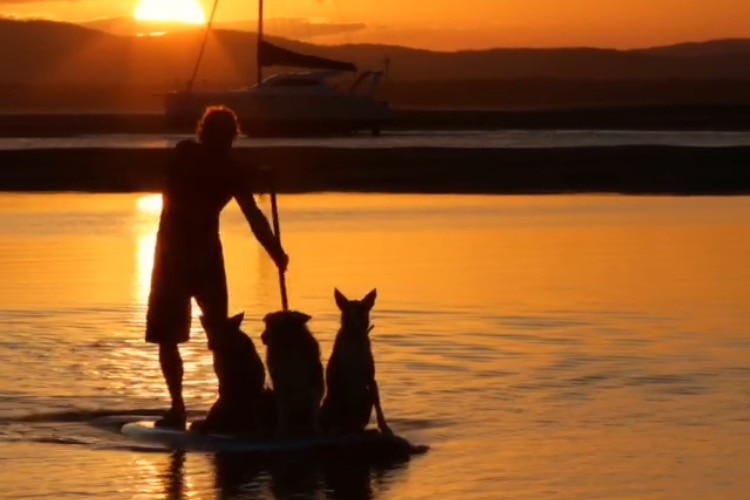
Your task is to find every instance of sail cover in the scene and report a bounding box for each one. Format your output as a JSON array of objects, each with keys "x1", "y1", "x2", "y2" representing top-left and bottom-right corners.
[{"x1": 258, "y1": 41, "x2": 357, "y2": 72}]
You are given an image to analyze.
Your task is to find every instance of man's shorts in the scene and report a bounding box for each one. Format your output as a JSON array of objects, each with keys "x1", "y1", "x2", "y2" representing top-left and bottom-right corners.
[{"x1": 145, "y1": 235, "x2": 228, "y2": 345}]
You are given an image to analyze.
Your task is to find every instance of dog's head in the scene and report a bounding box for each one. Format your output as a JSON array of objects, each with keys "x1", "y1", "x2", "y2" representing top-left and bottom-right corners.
[
  {"x1": 334, "y1": 288, "x2": 377, "y2": 336},
  {"x1": 201, "y1": 312, "x2": 247, "y2": 351},
  {"x1": 260, "y1": 310, "x2": 313, "y2": 346}
]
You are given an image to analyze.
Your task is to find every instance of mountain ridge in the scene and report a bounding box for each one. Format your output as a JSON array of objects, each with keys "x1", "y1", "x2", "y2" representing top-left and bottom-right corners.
[
  {"x1": 2, "y1": 18, "x2": 750, "y2": 84},
  {"x1": 1, "y1": 19, "x2": 749, "y2": 110}
]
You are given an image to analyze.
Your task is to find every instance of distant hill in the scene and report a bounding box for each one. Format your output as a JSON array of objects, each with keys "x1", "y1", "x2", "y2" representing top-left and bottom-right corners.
[
  {"x1": 0, "y1": 19, "x2": 749, "y2": 110},
  {"x1": 3, "y1": 18, "x2": 750, "y2": 83},
  {"x1": 637, "y1": 39, "x2": 750, "y2": 58}
]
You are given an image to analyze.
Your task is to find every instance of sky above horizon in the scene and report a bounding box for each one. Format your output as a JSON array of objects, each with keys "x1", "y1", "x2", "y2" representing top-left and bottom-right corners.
[{"x1": 3, "y1": 0, "x2": 750, "y2": 50}]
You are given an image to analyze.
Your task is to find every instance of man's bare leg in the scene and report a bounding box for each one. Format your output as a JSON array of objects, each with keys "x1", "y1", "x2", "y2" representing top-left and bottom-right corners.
[{"x1": 156, "y1": 343, "x2": 186, "y2": 429}]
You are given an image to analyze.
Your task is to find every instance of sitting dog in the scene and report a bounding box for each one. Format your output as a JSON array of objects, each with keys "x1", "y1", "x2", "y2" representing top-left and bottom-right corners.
[
  {"x1": 190, "y1": 313, "x2": 272, "y2": 436},
  {"x1": 261, "y1": 310, "x2": 324, "y2": 437},
  {"x1": 320, "y1": 289, "x2": 392, "y2": 435}
]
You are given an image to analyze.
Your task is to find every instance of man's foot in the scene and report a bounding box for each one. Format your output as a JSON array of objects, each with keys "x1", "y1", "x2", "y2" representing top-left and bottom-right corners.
[
  {"x1": 188, "y1": 418, "x2": 207, "y2": 434},
  {"x1": 155, "y1": 407, "x2": 186, "y2": 430}
]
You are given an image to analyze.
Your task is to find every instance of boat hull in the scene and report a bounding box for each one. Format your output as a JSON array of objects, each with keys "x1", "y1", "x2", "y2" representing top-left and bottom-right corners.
[{"x1": 165, "y1": 90, "x2": 392, "y2": 136}]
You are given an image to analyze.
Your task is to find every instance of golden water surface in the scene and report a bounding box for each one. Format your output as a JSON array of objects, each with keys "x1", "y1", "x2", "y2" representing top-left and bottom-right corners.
[{"x1": 0, "y1": 193, "x2": 748, "y2": 499}]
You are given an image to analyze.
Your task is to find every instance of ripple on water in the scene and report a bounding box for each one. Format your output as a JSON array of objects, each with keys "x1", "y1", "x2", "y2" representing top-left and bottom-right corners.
[{"x1": 2, "y1": 193, "x2": 750, "y2": 499}]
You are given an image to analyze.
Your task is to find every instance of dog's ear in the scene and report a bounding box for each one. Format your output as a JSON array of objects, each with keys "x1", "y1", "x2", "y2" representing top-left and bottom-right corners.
[
  {"x1": 334, "y1": 288, "x2": 348, "y2": 310},
  {"x1": 229, "y1": 312, "x2": 244, "y2": 328},
  {"x1": 362, "y1": 288, "x2": 377, "y2": 311}
]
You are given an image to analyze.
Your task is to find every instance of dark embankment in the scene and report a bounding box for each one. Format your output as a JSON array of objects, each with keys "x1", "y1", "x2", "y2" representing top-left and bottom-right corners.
[
  {"x1": 1, "y1": 105, "x2": 750, "y2": 137},
  {"x1": 1, "y1": 146, "x2": 750, "y2": 195}
]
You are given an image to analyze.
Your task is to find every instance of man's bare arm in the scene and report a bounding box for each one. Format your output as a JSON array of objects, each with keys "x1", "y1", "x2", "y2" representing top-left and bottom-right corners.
[{"x1": 235, "y1": 193, "x2": 288, "y2": 271}]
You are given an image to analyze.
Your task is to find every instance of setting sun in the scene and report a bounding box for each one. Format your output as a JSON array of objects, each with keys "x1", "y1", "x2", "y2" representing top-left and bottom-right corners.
[{"x1": 134, "y1": 0, "x2": 206, "y2": 24}]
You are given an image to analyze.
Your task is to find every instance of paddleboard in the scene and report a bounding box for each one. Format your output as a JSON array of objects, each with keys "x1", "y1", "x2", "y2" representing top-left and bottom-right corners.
[{"x1": 121, "y1": 420, "x2": 427, "y2": 457}]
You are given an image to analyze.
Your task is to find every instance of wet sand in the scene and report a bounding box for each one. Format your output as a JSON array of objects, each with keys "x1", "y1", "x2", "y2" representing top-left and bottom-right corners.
[{"x1": 1, "y1": 145, "x2": 749, "y2": 195}]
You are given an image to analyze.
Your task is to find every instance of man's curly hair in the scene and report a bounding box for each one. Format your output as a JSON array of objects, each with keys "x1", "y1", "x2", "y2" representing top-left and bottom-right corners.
[{"x1": 196, "y1": 105, "x2": 241, "y2": 144}]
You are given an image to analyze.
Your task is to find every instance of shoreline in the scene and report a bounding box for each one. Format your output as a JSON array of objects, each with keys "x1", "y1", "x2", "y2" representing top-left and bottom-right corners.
[
  {"x1": 1, "y1": 146, "x2": 750, "y2": 195},
  {"x1": 1, "y1": 105, "x2": 750, "y2": 137}
]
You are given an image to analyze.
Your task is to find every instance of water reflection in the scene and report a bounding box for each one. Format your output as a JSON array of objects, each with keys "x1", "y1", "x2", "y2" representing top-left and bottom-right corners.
[
  {"x1": 153, "y1": 450, "x2": 410, "y2": 500},
  {"x1": 135, "y1": 231, "x2": 157, "y2": 309},
  {"x1": 136, "y1": 452, "x2": 196, "y2": 500},
  {"x1": 133, "y1": 194, "x2": 160, "y2": 314},
  {"x1": 136, "y1": 194, "x2": 164, "y2": 215},
  {"x1": 133, "y1": 194, "x2": 203, "y2": 329},
  {"x1": 4, "y1": 193, "x2": 750, "y2": 499},
  {"x1": 163, "y1": 452, "x2": 188, "y2": 500}
]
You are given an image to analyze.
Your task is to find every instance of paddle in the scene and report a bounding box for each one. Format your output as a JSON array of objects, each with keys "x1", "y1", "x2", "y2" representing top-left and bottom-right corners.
[{"x1": 268, "y1": 170, "x2": 289, "y2": 311}]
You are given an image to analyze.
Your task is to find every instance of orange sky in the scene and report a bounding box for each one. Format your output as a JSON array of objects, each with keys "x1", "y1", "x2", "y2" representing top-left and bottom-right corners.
[{"x1": 5, "y1": 0, "x2": 750, "y2": 50}]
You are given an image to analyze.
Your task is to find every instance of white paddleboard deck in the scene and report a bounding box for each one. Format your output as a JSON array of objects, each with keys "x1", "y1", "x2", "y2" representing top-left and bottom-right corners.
[{"x1": 121, "y1": 420, "x2": 425, "y2": 456}]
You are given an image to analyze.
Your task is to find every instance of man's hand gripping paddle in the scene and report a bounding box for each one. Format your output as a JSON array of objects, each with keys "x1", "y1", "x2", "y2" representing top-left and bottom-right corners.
[{"x1": 268, "y1": 170, "x2": 289, "y2": 311}]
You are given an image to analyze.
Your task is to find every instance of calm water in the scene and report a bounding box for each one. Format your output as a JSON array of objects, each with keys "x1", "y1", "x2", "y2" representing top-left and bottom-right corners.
[
  {"x1": 1, "y1": 193, "x2": 749, "y2": 499},
  {"x1": 1, "y1": 129, "x2": 750, "y2": 150}
]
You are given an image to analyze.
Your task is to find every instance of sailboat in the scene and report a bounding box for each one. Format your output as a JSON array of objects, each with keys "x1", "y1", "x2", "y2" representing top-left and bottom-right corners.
[{"x1": 163, "y1": 0, "x2": 391, "y2": 136}]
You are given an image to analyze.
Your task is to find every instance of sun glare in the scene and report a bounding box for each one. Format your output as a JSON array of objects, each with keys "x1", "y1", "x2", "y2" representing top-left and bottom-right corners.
[
  {"x1": 134, "y1": 0, "x2": 206, "y2": 24},
  {"x1": 136, "y1": 194, "x2": 163, "y2": 214}
]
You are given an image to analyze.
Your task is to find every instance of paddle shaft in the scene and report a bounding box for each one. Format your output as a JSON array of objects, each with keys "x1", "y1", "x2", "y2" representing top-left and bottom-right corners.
[{"x1": 269, "y1": 180, "x2": 289, "y2": 311}]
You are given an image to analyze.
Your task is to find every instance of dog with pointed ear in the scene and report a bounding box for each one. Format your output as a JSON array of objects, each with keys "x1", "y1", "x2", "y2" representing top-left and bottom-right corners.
[
  {"x1": 190, "y1": 312, "x2": 270, "y2": 435},
  {"x1": 261, "y1": 310, "x2": 324, "y2": 437},
  {"x1": 320, "y1": 288, "x2": 392, "y2": 435}
]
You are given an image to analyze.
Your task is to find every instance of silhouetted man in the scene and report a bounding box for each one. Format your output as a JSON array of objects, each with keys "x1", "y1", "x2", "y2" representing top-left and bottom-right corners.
[{"x1": 145, "y1": 105, "x2": 288, "y2": 429}]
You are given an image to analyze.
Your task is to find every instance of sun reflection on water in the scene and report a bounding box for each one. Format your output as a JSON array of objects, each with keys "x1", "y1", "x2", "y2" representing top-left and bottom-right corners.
[
  {"x1": 133, "y1": 195, "x2": 161, "y2": 315},
  {"x1": 136, "y1": 194, "x2": 163, "y2": 215},
  {"x1": 131, "y1": 194, "x2": 217, "y2": 407},
  {"x1": 135, "y1": 231, "x2": 157, "y2": 308}
]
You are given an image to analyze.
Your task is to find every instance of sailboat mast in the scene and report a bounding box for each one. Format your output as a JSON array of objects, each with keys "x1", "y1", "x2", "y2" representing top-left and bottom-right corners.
[
  {"x1": 187, "y1": 0, "x2": 220, "y2": 92},
  {"x1": 257, "y1": 0, "x2": 264, "y2": 85}
]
